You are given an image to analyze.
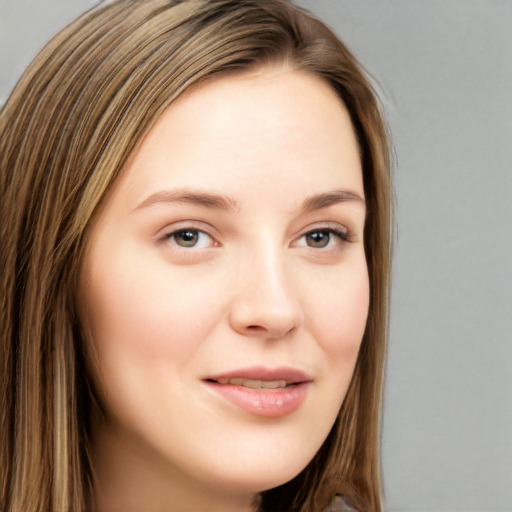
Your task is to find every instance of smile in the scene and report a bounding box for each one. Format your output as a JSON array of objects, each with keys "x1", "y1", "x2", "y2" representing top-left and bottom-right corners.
[
  {"x1": 204, "y1": 366, "x2": 312, "y2": 418},
  {"x1": 215, "y1": 377, "x2": 290, "y2": 390}
]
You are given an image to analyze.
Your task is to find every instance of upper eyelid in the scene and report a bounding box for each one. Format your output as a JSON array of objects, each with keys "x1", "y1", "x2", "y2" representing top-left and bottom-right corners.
[
  {"x1": 297, "y1": 221, "x2": 349, "y2": 237},
  {"x1": 290, "y1": 223, "x2": 353, "y2": 250},
  {"x1": 165, "y1": 228, "x2": 218, "y2": 249},
  {"x1": 160, "y1": 220, "x2": 218, "y2": 238},
  {"x1": 153, "y1": 221, "x2": 221, "y2": 252},
  {"x1": 158, "y1": 220, "x2": 353, "y2": 243},
  {"x1": 163, "y1": 228, "x2": 219, "y2": 252},
  {"x1": 165, "y1": 226, "x2": 214, "y2": 238},
  {"x1": 295, "y1": 228, "x2": 349, "y2": 245}
]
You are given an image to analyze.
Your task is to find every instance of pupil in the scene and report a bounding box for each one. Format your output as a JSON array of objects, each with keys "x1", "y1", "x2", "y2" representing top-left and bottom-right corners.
[
  {"x1": 178, "y1": 230, "x2": 198, "y2": 246},
  {"x1": 307, "y1": 231, "x2": 329, "y2": 248}
]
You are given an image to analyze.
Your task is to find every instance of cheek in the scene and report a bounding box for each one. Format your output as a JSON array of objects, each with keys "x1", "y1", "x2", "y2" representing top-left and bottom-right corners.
[
  {"x1": 290, "y1": 260, "x2": 369, "y2": 453},
  {"x1": 79, "y1": 252, "x2": 226, "y2": 380},
  {"x1": 78, "y1": 259, "x2": 224, "y2": 437},
  {"x1": 306, "y1": 261, "x2": 369, "y2": 372}
]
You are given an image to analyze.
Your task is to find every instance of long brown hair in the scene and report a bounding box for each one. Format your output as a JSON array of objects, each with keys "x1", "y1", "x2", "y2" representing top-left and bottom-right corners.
[{"x1": 0, "y1": 1, "x2": 391, "y2": 510}]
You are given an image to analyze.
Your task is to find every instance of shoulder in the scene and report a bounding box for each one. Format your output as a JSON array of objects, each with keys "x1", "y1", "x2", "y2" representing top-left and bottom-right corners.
[{"x1": 325, "y1": 494, "x2": 358, "y2": 512}]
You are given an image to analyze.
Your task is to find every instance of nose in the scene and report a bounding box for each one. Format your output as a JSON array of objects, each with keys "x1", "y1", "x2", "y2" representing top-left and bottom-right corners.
[{"x1": 229, "y1": 251, "x2": 304, "y2": 339}]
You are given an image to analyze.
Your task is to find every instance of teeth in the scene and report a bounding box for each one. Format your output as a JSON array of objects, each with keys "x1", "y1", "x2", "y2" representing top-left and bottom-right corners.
[
  {"x1": 260, "y1": 380, "x2": 287, "y2": 389},
  {"x1": 216, "y1": 378, "x2": 288, "y2": 389}
]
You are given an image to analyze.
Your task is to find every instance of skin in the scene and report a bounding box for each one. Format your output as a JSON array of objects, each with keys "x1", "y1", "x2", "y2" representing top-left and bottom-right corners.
[{"x1": 78, "y1": 66, "x2": 369, "y2": 512}]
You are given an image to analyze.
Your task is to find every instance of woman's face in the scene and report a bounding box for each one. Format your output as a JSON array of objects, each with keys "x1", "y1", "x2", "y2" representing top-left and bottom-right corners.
[{"x1": 79, "y1": 68, "x2": 368, "y2": 508}]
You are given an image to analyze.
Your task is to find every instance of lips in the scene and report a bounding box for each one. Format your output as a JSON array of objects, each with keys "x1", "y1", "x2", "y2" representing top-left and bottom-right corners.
[
  {"x1": 204, "y1": 366, "x2": 311, "y2": 418},
  {"x1": 215, "y1": 377, "x2": 288, "y2": 389}
]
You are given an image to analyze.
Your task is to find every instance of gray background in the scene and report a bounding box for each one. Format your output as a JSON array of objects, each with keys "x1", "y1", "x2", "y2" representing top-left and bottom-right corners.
[{"x1": 1, "y1": 1, "x2": 511, "y2": 511}]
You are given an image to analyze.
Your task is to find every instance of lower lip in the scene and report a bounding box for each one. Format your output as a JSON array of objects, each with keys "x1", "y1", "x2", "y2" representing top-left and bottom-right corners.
[{"x1": 204, "y1": 381, "x2": 309, "y2": 418}]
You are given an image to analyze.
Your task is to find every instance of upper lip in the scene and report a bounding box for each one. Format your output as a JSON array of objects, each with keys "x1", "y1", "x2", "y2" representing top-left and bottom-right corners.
[{"x1": 205, "y1": 365, "x2": 312, "y2": 384}]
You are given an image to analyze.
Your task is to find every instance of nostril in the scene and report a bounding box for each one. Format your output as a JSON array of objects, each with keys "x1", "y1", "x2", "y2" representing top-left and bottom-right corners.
[
  {"x1": 247, "y1": 325, "x2": 265, "y2": 332},
  {"x1": 230, "y1": 299, "x2": 303, "y2": 339}
]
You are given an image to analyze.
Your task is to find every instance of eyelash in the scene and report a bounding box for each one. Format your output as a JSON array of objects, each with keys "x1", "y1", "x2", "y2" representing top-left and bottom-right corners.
[
  {"x1": 296, "y1": 227, "x2": 350, "y2": 249},
  {"x1": 165, "y1": 228, "x2": 216, "y2": 249},
  {"x1": 163, "y1": 225, "x2": 350, "y2": 250}
]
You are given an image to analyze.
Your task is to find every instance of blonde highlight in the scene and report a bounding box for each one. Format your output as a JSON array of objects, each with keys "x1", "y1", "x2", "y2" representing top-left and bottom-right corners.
[{"x1": 0, "y1": 1, "x2": 391, "y2": 510}]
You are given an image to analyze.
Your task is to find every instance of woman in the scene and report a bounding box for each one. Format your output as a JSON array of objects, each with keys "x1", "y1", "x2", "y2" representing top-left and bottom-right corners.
[{"x1": 0, "y1": 1, "x2": 391, "y2": 511}]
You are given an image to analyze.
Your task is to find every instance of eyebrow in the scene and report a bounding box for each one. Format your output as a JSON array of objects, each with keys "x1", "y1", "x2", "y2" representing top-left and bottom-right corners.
[
  {"x1": 300, "y1": 190, "x2": 366, "y2": 212},
  {"x1": 134, "y1": 188, "x2": 365, "y2": 214},
  {"x1": 134, "y1": 189, "x2": 238, "y2": 212}
]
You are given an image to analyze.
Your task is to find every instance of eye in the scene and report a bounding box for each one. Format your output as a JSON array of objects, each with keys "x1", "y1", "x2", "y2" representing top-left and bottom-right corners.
[
  {"x1": 297, "y1": 228, "x2": 349, "y2": 249},
  {"x1": 166, "y1": 229, "x2": 214, "y2": 249}
]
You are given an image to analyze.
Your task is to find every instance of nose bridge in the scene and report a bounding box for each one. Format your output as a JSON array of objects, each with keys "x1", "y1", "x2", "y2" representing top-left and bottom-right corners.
[{"x1": 229, "y1": 240, "x2": 303, "y2": 338}]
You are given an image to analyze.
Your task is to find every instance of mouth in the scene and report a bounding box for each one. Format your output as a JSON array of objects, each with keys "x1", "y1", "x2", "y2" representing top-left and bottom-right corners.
[
  {"x1": 203, "y1": 366, "x2": 312, "y2": 418},
  {"x1": 211, "y1": 377, "x2": 293, "y2": 390}
]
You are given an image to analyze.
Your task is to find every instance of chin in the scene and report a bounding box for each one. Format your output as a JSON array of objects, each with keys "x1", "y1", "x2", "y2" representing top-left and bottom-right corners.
[{"x1": 197, "y1": 447, "x2": 315, "y2": 495}]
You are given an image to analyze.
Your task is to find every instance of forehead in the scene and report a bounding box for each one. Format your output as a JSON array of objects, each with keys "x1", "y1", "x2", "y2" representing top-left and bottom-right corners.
[{"x1": 108, "y1": 67, "x2": 363, "y2": 212}]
